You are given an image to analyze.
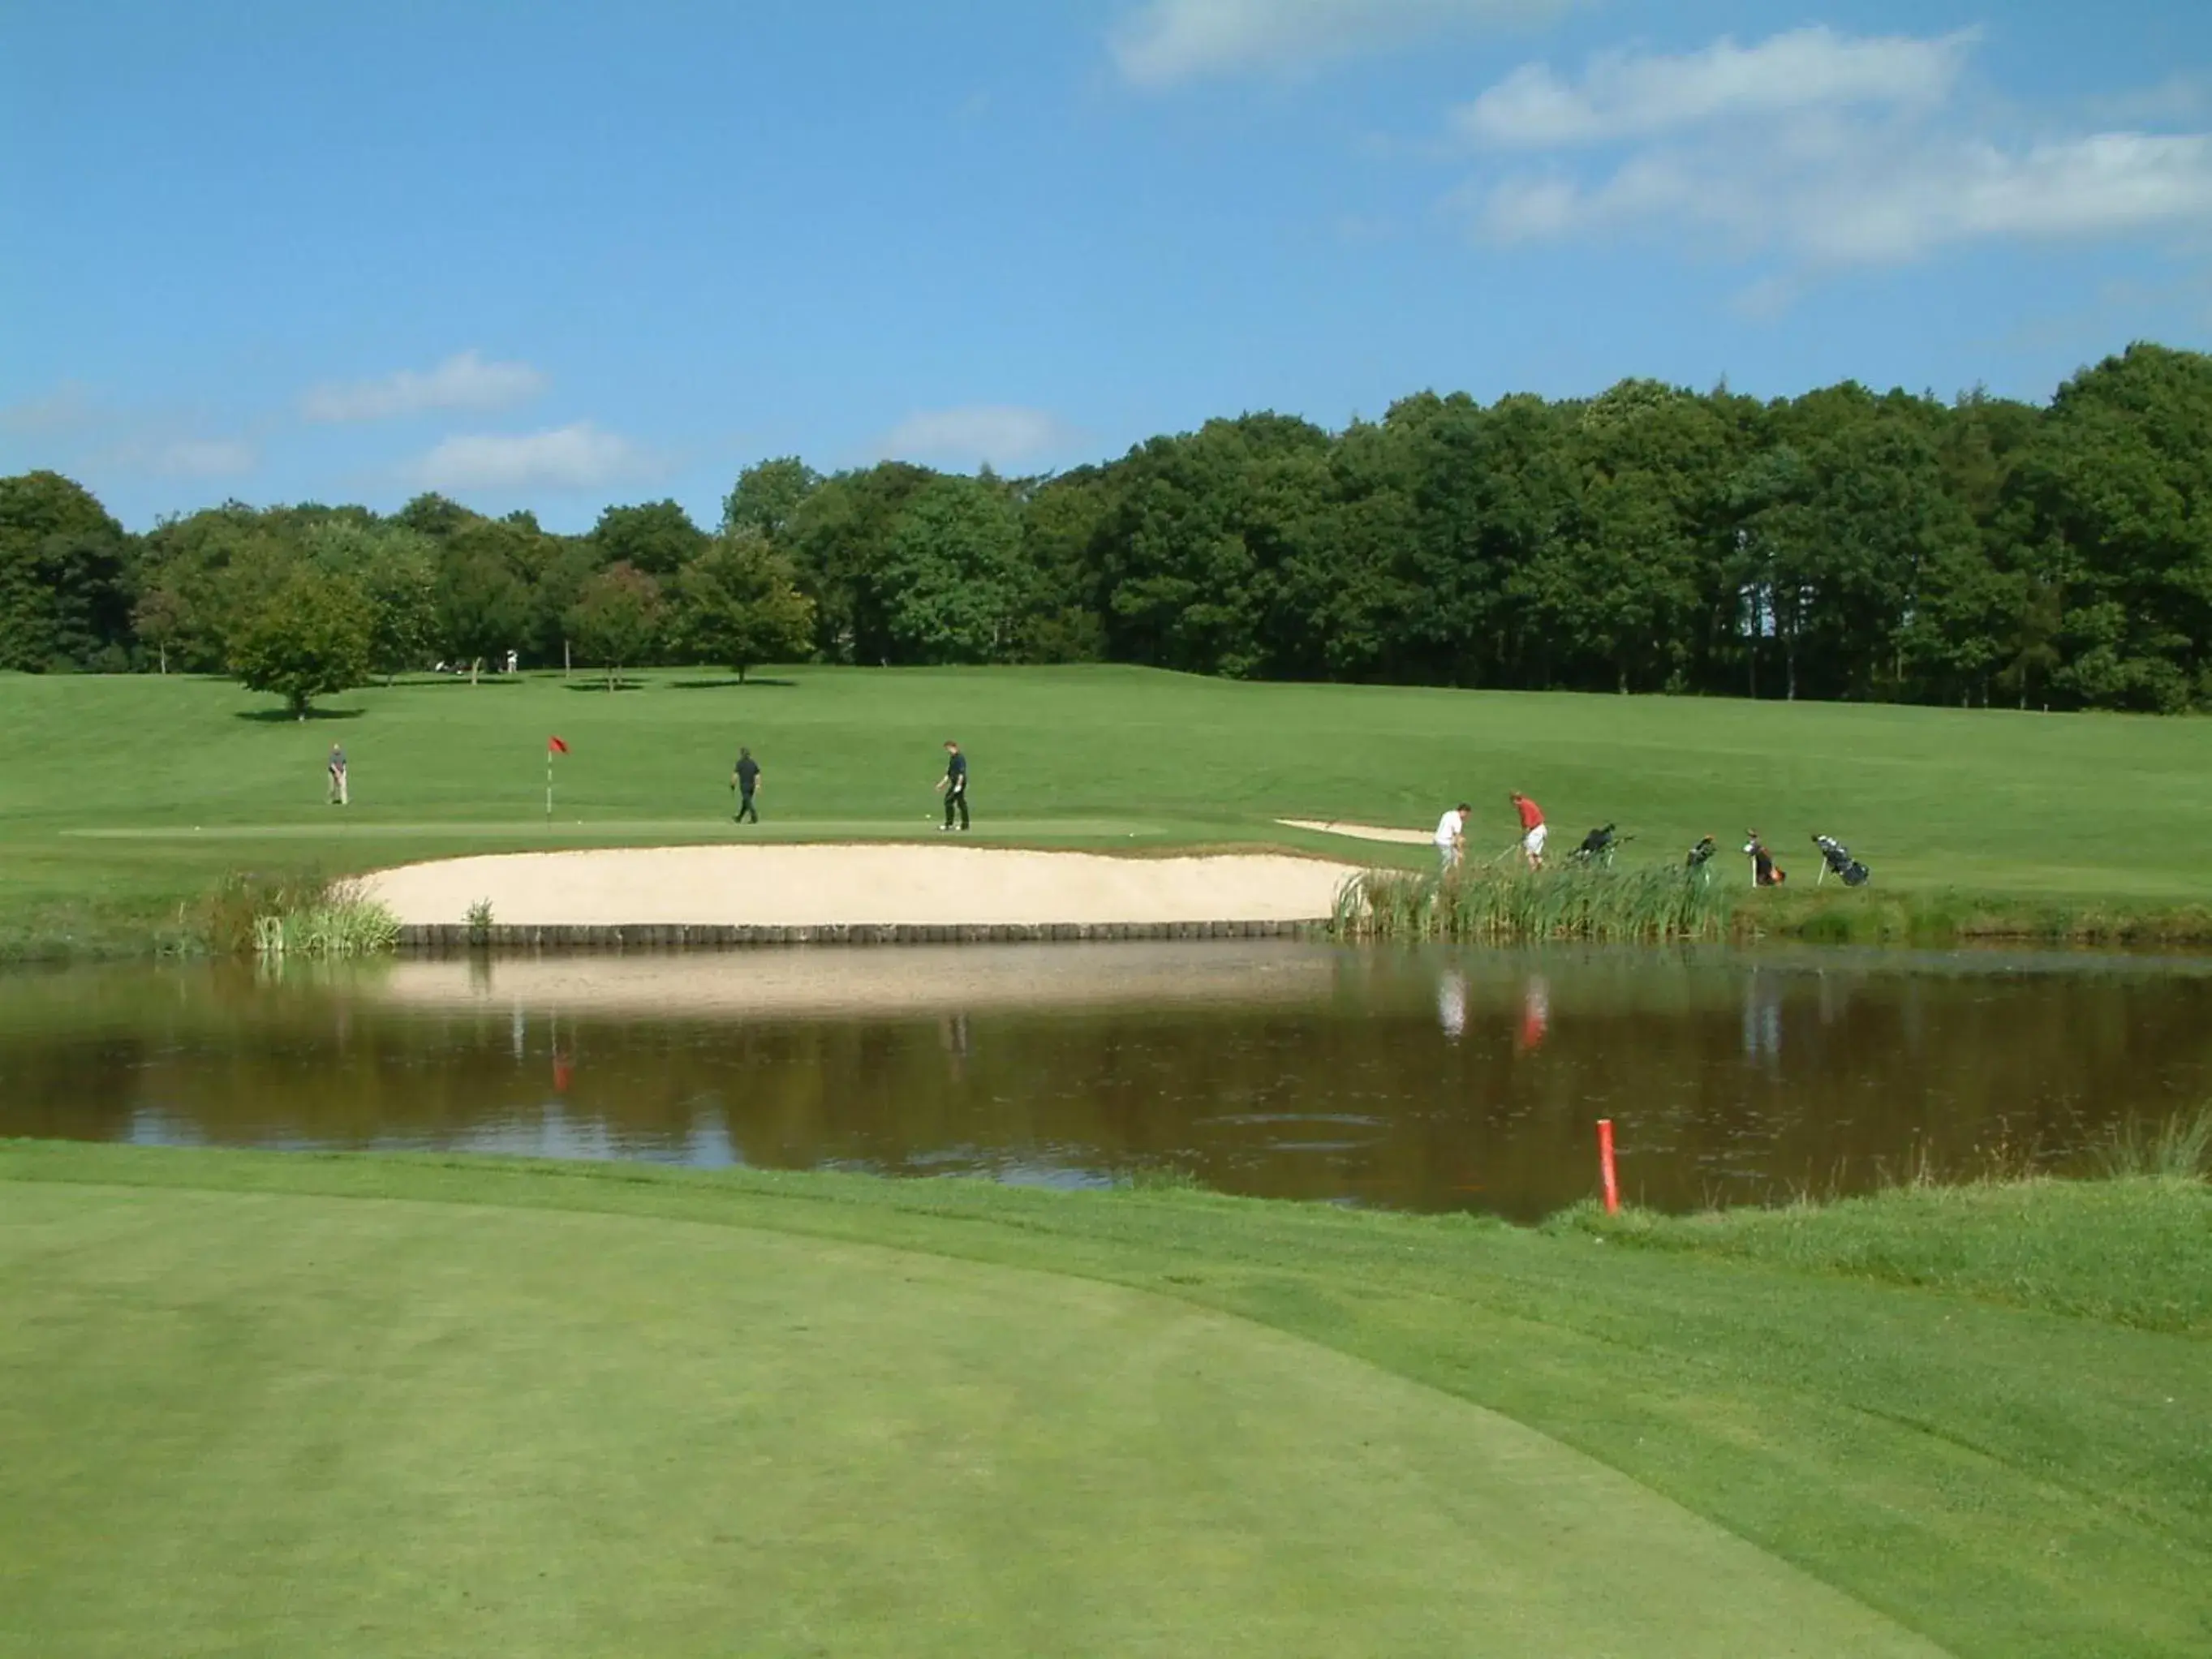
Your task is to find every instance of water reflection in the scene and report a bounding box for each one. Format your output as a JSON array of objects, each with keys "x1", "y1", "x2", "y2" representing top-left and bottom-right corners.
[
  {"x1": 1436, "y1": 971, "x2": 1467, "y2": 1042},
  {"x1": 2, "y1": 942, "x2": 2209, "y2": 1220}
]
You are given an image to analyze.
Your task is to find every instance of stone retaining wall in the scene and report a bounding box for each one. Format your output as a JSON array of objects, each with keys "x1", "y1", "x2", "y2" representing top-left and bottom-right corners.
[{"x1": 398, "y1": 918, "x2": 1328, "y2": 953}]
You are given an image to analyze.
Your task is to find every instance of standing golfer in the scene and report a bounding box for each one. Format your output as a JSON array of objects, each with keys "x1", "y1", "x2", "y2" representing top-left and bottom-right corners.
[
  {"x1": 731, "y1": 746, "x2": 760, "y2": 823},
  {"x1": 1509, "y1": 791, "x2": 1546, "y2": 869},
  {"x1": 327, "y1": 743, "x2": 348, "y2": 806},
  {"x1": 1433, "y1": 802, "x2": 1470, "y2": 870},
  {"x1": 936, "y1": 740, "x2": 970, "y2": 832}
]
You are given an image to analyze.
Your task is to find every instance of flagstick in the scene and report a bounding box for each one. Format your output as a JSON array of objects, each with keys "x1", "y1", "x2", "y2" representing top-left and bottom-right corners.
[{"x1": 546, "y1": 746, "x2": 553, "y2": 820}]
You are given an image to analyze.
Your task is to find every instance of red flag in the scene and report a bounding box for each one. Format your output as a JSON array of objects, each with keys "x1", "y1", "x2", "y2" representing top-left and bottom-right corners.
[{"x1": 548, "y1": 736, "x2": 569, "y2": 754}]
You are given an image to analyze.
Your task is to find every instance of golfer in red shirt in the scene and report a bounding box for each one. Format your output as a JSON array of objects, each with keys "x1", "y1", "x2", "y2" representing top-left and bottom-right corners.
[{"x1": 1510, "y1": 792, "x2": 1547, "y2": 870}]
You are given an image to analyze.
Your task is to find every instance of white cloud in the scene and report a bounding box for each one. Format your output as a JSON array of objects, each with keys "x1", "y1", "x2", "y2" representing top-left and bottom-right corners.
[
  {"x1": 1452, "y1": 28, "x2": 2212, "y2": 273},
  {"x1": 153, "y1": 438, "x2": 258, "y2": 479},
  {"x1": 1112, "y1": 0, "x2": 1569, "y2": 88},
  {"x1": 411, "y1": 423, "x2": 648, "y2": 492},
  {"x1": 303, "y1": 350, "x2": 549, "y2": 423},
  {"x1": 1456, "y1": 26, "x2": 1974, "y2": 147},
  {"x1": 0, "y1": 383, "x2": 97, "y2": 436},
  {"x1": 2085, "y1": 72, "x2": 2212, "y2": 128},
  {"x1": 881, "y1": 406, "x2": 1080, "y2": 468}
]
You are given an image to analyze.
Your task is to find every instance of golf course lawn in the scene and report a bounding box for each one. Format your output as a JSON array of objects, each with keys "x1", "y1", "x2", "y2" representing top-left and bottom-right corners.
[
  {"x1": 3, "y1": 1142, "x2": 2207, "y2": 1657},
  {"x1": 3, "y1": 664, "x2": 2211, "y2": 953}
]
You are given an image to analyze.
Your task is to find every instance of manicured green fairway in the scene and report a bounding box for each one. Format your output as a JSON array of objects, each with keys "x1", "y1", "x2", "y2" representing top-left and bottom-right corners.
[
  {"x1": 4, "y1": 1143, "x2": 2208, "y2": 1657},
  {"x1": 2, "y1": 665, "x2": 2210, "y2": 950}
]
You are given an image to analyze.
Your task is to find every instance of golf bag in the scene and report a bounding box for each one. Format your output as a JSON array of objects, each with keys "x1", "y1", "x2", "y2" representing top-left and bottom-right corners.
[
  {"x1": 1813, "y1": 834, "x2": 1871, "y2": 888},
  {"x1": 1572, "y1": 823, "x2": 1627, "y2": 866},
  {"x1": 1685, "y1": 835, "x2": 1718, "y2": 888},
  {"x1": 1743, "y1": 832, "x2": 1787, "y2": 888}
]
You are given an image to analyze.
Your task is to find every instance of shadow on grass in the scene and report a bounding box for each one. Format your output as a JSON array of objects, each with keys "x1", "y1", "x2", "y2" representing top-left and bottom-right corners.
[
  {"x1": 563, "y1": 678, "x2": 650, "y2": 693},
  {"x1": 668, "y1": 677, "x2": 798, "y2": 690},
  {"x1": 232, "y1": 707, "x2": 366, "y2": 723}
]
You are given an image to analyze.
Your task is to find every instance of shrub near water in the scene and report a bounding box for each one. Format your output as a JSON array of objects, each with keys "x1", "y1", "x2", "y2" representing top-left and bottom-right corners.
[
  {"x1": 251, "y1": 881, "x2": 400, "y2": 957},
  {"x1": 192, "y1": 873, "x2": 400, "y2": 957},
  {"x1": 1334, "y1": 862, "x2": 1732, "y2": 944}
]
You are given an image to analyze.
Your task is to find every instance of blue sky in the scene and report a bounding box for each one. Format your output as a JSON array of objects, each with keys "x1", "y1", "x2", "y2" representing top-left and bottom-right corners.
[{"x1": 4, "y1": 0, "x2": 2209, "y2": 531}]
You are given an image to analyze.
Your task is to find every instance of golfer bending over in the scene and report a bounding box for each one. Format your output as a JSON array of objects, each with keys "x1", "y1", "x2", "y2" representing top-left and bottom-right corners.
[
  {"x1": 1510, "y1": 791, "x2": 1546, "y2": 870},
  {"x1": 936, "y1": 740, "x2": 970, "y2": 832},
  {"x1": 1434, "y1": 802, "x2": 1470, "y2": 870}
]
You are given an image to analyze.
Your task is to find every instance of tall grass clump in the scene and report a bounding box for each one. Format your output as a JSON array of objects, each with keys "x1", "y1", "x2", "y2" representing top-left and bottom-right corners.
[
  {"x1": 2090, "y1": 1104, "x2": 2212, "y2": 1180},
  {"x1": 251, "y1": 880, "x2": 402, "y2": 958},
  {"x1": 1334, "y1": 862, "x2": 1732, "y2": 944},
  {"x1": 187, "y1": 871, "x2": 334, "y2": 956},
  {"x1": 189, "y1": 872, "x2": 400, "y2": 958}
]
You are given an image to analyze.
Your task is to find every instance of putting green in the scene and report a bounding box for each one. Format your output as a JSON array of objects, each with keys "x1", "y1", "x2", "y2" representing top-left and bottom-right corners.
[{"x1": 0, "y1": 1183, "x2": 1936, "y2": 1657}]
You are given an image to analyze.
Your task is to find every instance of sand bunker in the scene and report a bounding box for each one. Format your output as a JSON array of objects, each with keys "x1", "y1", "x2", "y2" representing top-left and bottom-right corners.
[
  {"x1": 364, "y1": 844, "x2": 1362, "y2": 930},
  {"x1": 1279, "y1": 819, "x2": 1434, "y2": 846},
  {"x1": 368, "y1": 941, "x2": 1337, "y2": 1021}
]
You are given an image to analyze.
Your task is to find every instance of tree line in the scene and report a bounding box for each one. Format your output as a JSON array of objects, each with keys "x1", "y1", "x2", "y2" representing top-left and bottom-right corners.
[{"x1": 3, "y1": 341, "x2": 2207, "y2": 713}]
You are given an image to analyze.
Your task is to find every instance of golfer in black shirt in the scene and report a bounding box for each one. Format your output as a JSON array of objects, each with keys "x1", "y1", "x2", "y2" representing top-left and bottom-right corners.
[
  {"x1": 732, "y1": 746, "x2": 761, "y2": 823},
  {"x1": 936, "y1": 741, "x2": 969, "y2": 832}
]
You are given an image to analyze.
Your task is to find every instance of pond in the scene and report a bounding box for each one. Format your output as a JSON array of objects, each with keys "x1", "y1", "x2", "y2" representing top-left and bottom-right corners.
[{"x1": 2, "y1": 942, "x2": 2207, "y2": 1219}]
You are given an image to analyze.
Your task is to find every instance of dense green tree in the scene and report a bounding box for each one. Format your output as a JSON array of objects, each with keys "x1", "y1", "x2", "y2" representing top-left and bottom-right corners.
[
  {"x1": 434, "y1": 547, "x2": 530, "y2": 680},
  {"x1": 877, "y1": 475, "x2": 1023, "y2": 664},
  {"x1": 2014, "y1": 344, "x2": 2212, "y2": 711},
  {"x1": 392, "y1": 492, "x2": 474, "y2": 540},
  {"x1": 784, "y1": 462, "x2": 937, "y2": 663},
  {"x1": 1516, "y1": 382, "x2": 1728, "y2": 694},
  {"x1": 723, "y1": 457, "x2": 821, "y2": 542},
  {"x1": 565, "y1": 562, "x2": 665, "y2": 690},
  {"x1": 592, "y1": 500, "x2": 708, "y2": 577},
  {"x1": 226, "y1": 568, "x2": 373, "y2": 718},
  {"x1": 0, "y1": 471, "x2": 134, "y2": 672},
  {"x1": 1015, "y1": 468, "x2": 1113, "y2": 664},
  {"x1": 672, "y1": 532, "x2": 816, "y2": 681}
]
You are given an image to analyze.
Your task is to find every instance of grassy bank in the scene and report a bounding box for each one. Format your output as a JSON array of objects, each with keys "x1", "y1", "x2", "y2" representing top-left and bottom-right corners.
[
  {"x1": 2, "y1": 666, "x2": 2210, "y2": 957},
  {"x1": 3, "y1": 1139, "x2": 2207, "y2": 1655},
  {"x1": 1334, "y1": 862, "x2": 1733, "y2": 943}
]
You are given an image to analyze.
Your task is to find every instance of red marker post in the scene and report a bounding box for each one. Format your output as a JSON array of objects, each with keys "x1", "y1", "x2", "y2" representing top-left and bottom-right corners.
[{"x1": 1596, "y1": 1119, "x2": 1620, "y2": 1215}]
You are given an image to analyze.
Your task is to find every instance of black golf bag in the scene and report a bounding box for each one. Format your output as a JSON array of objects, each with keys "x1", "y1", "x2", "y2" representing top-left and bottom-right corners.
[
  {"x1": 1813, "y1": 835, "x2": 1871, "y2": 888},
  {"x1": 1573, "y1": 823, "x2": 1622, "y2": 866}
]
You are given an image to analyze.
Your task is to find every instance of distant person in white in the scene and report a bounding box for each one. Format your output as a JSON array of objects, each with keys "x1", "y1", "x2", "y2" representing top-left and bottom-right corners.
[{"x1": 1434, "y1": 802, "x2": 1471, "y2": 870}]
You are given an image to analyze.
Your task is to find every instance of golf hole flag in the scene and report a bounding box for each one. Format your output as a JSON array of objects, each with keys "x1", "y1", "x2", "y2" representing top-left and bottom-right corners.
[{"x1": 546, "y1": 736, "x2": 568, "y2": 816}]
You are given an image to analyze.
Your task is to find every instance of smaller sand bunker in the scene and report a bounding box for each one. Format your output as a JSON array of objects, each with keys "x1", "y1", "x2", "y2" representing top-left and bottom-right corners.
[
  {"x1": 1279, "y1": 819, "x2": 1435, "y2": 847},
  {"x1": 364, "y1": 844, "x2": 1362, "y2": 930}
]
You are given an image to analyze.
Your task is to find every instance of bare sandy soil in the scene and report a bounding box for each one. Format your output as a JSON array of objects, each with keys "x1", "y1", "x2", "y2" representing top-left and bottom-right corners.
[
  {"x1": 368, "y1": 941, "x2": 1338, "y2": 1020},
  {"x1": 363, "y1": 843, "x2": 1363, "y2": 929},
  {"x1": 1279, "y1": 819, "x2": 1435, "y2": 846}
]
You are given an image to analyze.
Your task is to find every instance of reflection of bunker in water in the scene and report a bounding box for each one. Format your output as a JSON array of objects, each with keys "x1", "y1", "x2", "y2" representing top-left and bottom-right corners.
[{"x1": 371, "y1": 942, "x2": 1338, "y2": 1023}]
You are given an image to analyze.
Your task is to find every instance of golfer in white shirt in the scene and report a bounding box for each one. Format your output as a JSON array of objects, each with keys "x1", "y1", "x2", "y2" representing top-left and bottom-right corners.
[{"x1": 1435, "y1": 802, "x2": 1471, "y2": 870}]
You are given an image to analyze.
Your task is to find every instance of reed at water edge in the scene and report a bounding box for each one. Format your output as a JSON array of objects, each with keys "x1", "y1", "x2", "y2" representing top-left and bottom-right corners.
[
  {"x1": 1332, "y1": 861, "x2": 1733, "y2": 945},
  {"x1": 191, "y1": 872, "x2": 401, "y2": 957}
]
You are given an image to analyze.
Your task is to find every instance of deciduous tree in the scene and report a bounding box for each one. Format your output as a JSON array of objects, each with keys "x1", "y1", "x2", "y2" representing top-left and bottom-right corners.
[
  {"x1": 227, "y1": 568, "x2": 373, "y2": 719},
  {"x1": 673, "y1": 532, "x2": 815, "y2": 681}
]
